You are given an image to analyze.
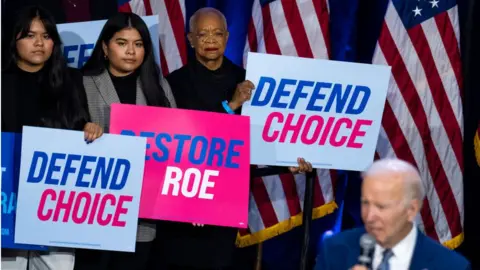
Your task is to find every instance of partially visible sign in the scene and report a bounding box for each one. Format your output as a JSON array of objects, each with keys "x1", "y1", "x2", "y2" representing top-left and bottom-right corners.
[
  {"x1": 1, "y1": 132, "x2": 47, "y2": 250},
  {"x1": 57, "y1": 15, "x2": 160, "y2": 68}
]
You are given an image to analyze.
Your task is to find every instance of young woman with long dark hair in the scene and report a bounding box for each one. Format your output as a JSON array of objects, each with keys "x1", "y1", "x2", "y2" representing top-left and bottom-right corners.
[
  {"x1": 1, "y1": 5, "x2": 103, "y2": 270},
  {"x1": 74, "y1": 12, "x2": 175, "y2": 270}
]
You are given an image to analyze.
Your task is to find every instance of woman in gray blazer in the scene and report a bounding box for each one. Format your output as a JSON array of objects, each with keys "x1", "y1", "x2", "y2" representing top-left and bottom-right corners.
[{"x1": 74, "y1": 13, "x2": 175, "y2": 270}]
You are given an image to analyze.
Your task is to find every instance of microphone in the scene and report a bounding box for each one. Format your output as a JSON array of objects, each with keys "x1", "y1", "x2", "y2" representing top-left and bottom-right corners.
[{"x1": 357, "y1": 233, "x2": 376, "y2": 269}]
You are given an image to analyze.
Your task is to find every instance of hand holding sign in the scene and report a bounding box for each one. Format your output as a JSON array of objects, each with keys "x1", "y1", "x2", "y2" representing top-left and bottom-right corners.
[
  {"x1": 288, "y1": 158, "x2": 313, "y2": 174},
  {"x1": 83, "y1": 122, "x2": 103, "y2": 143},
  {"x1": 229, "y1": 80, "x2": 255, "y2": 111}
]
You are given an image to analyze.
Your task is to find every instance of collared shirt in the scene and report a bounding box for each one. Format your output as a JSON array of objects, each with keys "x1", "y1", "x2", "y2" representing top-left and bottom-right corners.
[{"x1": 372, "y1": 225, "x2": 417, "y2": 270}]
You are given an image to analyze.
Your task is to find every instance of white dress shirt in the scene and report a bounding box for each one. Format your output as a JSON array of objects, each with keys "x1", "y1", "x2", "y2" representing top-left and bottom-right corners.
[{"x1": 372, "y1": 225, "x2": 417, "y2": 270}]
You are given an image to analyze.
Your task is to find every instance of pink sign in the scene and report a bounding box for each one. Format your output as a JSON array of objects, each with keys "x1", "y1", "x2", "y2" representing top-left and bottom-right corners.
[{"x1": 110, "y1": 104, "x2": 250, "y2": 228}]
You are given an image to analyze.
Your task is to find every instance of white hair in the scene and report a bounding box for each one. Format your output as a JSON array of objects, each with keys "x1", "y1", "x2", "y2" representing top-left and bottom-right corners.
[
  {"x1": 362, "y1": 158, "x2": 425, "y2": 206},
  {"x1": 189, "y1": 7, "x2": 228, "y2": 32}
]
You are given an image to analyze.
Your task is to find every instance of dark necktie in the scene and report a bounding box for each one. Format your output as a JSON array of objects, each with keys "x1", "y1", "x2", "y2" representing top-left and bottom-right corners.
[{"x1": 378, "y1": 249, "x2": 394, "y2": 270}]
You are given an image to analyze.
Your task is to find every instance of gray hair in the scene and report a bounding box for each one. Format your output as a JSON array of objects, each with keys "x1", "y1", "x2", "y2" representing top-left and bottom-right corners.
[
  {"x1": 189, "y1": 7, "x2": 228, "y2": 32},
  {"x1": 362, "y1": 158, "x2": 425, "y2": 206}
]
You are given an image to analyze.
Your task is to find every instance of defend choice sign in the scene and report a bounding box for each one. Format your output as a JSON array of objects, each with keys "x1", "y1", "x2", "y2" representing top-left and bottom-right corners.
[
  {"x1": 242, "y1": 52, "x2": 391, "y2": 171},
  {"x1": 110, "y1": 104, "x2": 250, "y2": 228},
  {"x1": 57, "y1": 15, "x2": 160, "y2": 69},
  {"x1": 15, "y1": 127, "x2": 147, "y2": 252}
]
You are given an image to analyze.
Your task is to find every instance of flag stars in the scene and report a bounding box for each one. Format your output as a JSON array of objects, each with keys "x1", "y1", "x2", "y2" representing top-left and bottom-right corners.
[
  {"x1": 430, "y1": 0, "x2": 440, "y2": 8},
  {"x1": 413, "y1": 6, "x2": 422, "y2": 16}
]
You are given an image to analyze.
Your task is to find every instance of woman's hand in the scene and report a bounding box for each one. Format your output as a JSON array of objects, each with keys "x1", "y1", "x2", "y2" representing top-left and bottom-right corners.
[
  {"x1": 83, "y1": 122, "x2": 103, "y2": 143},
  {"x1": 288, "y1": 158, "x2": 313, "y2": 174},
  {"x1": 192, "y1": 223, "x2": 204, "y2": 227},
  {"x1": 229, "y1": 80, "x2": 255, "y2": 111}
]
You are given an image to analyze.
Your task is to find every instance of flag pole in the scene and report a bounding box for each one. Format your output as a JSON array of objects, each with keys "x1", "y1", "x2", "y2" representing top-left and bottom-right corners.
[
  {"x1": 255, "y1": 242, "x2": 263, "y2": 270},
  {"x1": 299, "y1": 169, "x2": 316, "y2": 270}
]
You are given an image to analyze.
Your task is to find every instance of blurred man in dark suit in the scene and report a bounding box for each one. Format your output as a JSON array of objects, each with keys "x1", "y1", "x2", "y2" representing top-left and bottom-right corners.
[{"x1": 314, "y1": 158, "x2": 470, "y2": 270}]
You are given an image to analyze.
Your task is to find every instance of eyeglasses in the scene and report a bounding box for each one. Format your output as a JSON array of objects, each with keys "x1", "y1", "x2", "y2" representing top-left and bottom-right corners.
[{"x1": 194, "y1": 31, "x2": 226, "y2": 42}]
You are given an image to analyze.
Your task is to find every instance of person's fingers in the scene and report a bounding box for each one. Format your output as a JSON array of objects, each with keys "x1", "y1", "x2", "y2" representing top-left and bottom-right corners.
[
  {"x1": 84, "y1": 124, "x2": 94, "y2": 142},
  {"x1": 298, "y1": 158, "x2": 306, "y2": 172},
  {"x1": 246, "y1": 90, "x2": 252, "y2": 100},
  {"x1": 245, "y1": 80, "x2": 255, "y2": 89},
  {"x1": 83, "y1": 124, "x2": 90, "y2": 140},
  {"x1": 89, "y1": 127, "x2": 95, "y2": 142},
  {"x1": 306, "y1": 162, "x2": 313, "y2": 172},
  {"x1": 239, "y1": 85, "x2": 251, "y2": 94},
  {"x1": 95, "y1": 125, "x2": 103, "y2": 139}
]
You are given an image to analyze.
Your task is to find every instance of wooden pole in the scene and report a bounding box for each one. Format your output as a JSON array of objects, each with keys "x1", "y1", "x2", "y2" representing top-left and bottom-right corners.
[{"x1": 255, "y1": 243, "x2": 263, "y2": 270}]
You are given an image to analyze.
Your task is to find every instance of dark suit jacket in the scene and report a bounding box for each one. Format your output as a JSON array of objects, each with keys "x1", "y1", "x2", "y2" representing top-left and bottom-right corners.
[{"x1": 314, "y1": 227, "x2": 471, "y2": 270}]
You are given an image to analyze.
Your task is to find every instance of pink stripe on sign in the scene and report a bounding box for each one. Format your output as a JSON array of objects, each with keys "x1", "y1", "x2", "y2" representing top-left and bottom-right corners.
[{"x1": 109, "y1": 104, "x2": 250, "y2": 228}]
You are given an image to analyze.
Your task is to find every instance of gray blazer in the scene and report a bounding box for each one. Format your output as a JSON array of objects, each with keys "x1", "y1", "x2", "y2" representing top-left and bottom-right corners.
[
  {"x1": 83, "y1": 70, "x2": 176, "y2": 242},
  {"x1": 83, "y1": 70, "x2": 177, "y2": 133}
]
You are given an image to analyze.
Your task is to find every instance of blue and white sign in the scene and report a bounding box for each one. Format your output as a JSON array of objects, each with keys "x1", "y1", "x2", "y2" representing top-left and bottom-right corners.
[
  {"x1": 241, "y1": 52, "x2": 391, "y2": 171},
  {"x1": 1, "y1": 132, "x2": 47, "y2": 250},
  {"x1": 57, "y1": 15, "x2": 160, "y2": 69},
  {"x1": 15, "y1": 127, "x2": 147, "y2": 252}
]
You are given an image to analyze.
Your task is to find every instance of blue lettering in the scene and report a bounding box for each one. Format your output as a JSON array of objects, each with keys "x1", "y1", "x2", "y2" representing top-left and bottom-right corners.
[
  {"x1": 345, "y1": 85, "x2": 371, "y2": 114},
  {"x1": 61, "y1": 154, "x2": 81, "y2": 185},
  {"x1": 62, "y1": 44, "x2": 94, "y2": 68},
  {"x1": 306, "y1": 82, "x2": 332, "y2": 112},
  {"x1": 63, "y1": 45, "x2": 79, "y2": 65},
  {"x1": 207, "y1": 137, "x2": 226, "y2": 166},
  {"x1": 140, "y1": 131, "x2": 156, "y2": 161},
  {"x1": 45, "y1": 153, "x2": 66, "y2": 185},
  {"x1": 1, "y1": 192, "x2": 6, "y2": 214},
  {"x1": 189, "y1": 136, "x2": 208, "y2": 165},
  {"x1": 120, "y1": 130, "x2": 136, "y2": 136},
  {"x1": 325, "y1": 84, "x2": 353, "y2": 113},
  {"x1": 174, "y1": 134, "x2": 191, "y2": 163},
  {"x1": 118, "y1": 131, "x2": 246, "y2": 169},
  {"x1": 109, "y1": 159, "x2": 130, "y2": 190},
  {"x1": 290, "y1": 80, "x2": 314, "y2": 109},
  {"x1": 248, "y1": 77, "x2": 371, "y2": 113},
  {"x1": 251, "y1": 76, "x2": 276, "y2": 107},
  {"x1": 272, "y1": 79, "x2": 297, "y2": 109},
  {"x1": 1, "y1": 192, "x2": 16, "y2": 214},
  {"x1": 91, "y1": 157, "x2": 115, "y2": 189},
  {"x1": 78, "y1": 44, "x2": 94, "y2": 68},
  {"x1": 153, "y1": 133, "x2": 171, "y2": 162},
  {"x1": 76, "y1": 155, "x2": 97, "y2": 187},
  {"x1": 225, "y1": 140, "x2": 244, "y2": 169},
  {"x1": 27, "y1": 151, "x2": 48, "y2": 183}
]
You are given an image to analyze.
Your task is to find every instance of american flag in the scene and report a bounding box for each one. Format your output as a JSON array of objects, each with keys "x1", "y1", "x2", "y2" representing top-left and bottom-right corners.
[
  {"x1": 373, "y1": 0, "x2": 464, "y2": 247},
  {"x1": 118, "y1": 0, "x2": 337, "y2": 247}
]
